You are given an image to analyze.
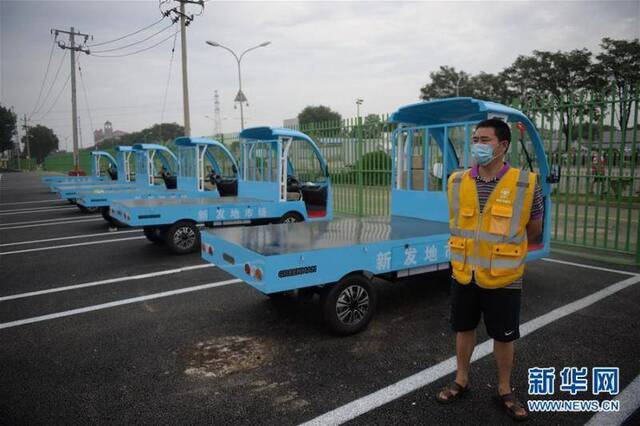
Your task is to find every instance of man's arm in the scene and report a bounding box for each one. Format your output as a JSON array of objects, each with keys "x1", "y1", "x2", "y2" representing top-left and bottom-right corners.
[
  {"x1": 526, "y1": 218, "x2": 543, "y2": 243},
  {"x1": 526, "y1": 182, "x2": 544, "y2": 243}
]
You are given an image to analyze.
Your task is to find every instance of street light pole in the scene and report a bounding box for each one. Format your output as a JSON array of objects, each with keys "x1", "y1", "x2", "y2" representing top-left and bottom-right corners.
[{"x1": 205, "y1": 40, "x2": 270, "y2": 130}]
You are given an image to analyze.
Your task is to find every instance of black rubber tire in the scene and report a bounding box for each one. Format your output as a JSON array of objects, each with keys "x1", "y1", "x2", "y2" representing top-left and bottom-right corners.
[
  {"x1": 143, "y1": 226, "x2": 166, "y2": 245},
  {"x1": 165, "y1": 220, "x2": 200, "y2": 254},
  {"x1": 78, "y1": 205, "x2": 99, "y2": 214},
  {"x1": 68, "y1": 199, "x2": 76, "y2": 205},
  {"x1": 321, "y1": 274, "x2": 377, "y2": 335},
  {"x1": 100, "y1": 207, "x2": 119, "y2": 226},
  {"x1": 279, "y1": 212, "x2": 303, "y2": 224}
]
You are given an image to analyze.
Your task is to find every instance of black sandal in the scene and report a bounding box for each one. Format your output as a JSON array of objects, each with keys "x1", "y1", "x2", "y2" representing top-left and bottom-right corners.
[
  {"x1": 435, "y1": 381, "x2": 469, "y2": 404},
  {"x1": 494, "y1": 393, "x2": 529, "y2": 422}
]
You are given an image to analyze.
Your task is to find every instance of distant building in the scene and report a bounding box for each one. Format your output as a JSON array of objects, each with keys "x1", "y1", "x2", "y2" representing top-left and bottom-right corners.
[{"x1": 94, "y1": 121, "x2": 128, "y2": 145}]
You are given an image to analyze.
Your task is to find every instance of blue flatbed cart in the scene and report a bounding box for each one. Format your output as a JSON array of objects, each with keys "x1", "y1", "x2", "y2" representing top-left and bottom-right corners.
[
  {"x1": 76, "y1": 137, "x2": 238, "y2": 226},
  {"x1": 200, "y1": 98, "x2": 560, "y2": 335},
  {"x1": 109, "y1": 127, "x2": 333, "y2": 254},
  {"x1": 43, "y1": 150, "x2": 122, "y2": 191},
  {"x1": 56, "y1": 144, "x2": 177, "y2": 213},
  {"x1": 51, "y1": 146, "x2": 136, "y2": 200}
]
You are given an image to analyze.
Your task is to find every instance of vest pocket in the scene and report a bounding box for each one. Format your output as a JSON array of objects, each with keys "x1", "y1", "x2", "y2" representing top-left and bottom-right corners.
[
  {"x1": 490, "y1": 243, "x2": 522, "y2": 276},
  {"x1": 489, "y1": 205, "x2": 513, "y2": 236},
  {"x1": 458, "y1": 206, "x2": 475, "y2": 229},
  {"x1": 449, "y1": 236, "x2": 466, "y2": 270}
]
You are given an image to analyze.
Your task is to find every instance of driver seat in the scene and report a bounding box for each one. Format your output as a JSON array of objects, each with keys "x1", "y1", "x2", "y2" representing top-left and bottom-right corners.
[{"x1": 286, "y1": 176, "x2": 302, "y2": 201}]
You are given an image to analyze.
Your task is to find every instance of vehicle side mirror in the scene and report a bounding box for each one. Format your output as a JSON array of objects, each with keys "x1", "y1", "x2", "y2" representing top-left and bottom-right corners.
[
  {"x1": 547, "y1": 165, "x2": 561, "y2": 184},
  {"x1": 432, "y1": 162, "x2": 443, "y2": 179}
]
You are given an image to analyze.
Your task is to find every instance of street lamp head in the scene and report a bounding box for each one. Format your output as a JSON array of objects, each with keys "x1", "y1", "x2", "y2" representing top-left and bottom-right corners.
[
  {"x1": 206, "y1": 40, "x2": 220, "y2": 47},
  {"x1": 259, "y1": 41, "x2": 271, "y2": 47}
]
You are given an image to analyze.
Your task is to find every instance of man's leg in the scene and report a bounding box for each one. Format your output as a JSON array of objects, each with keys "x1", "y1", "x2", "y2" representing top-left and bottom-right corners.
[
  {"x1": 483, "y1": 286, "x2": 528, "y2": 418},
  {"x1": 455, "y1": 329, "x2": 477, "y2": 387},
  {"x1": 436, "y1": 280, "x2": 480, "y2": 402},
  {"x1": 494, "y1": 339, "x2": 514, "y2": 395}
]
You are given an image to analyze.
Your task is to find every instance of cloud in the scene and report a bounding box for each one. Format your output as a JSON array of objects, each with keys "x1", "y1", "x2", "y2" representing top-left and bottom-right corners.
[{"x1": 1, "y1": 0, "x2": 638, "y2": 151}]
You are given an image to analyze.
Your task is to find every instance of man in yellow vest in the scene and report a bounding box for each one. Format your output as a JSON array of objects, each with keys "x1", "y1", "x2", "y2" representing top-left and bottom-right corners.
[{"x1": 436, "y1": 118, "x2": 543, "y2": 422}]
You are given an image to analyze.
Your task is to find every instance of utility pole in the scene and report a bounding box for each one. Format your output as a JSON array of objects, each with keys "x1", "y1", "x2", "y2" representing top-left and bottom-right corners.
[
  {"x1": 213, "y1": 90, "x2": 223, "y2": 137},
  {"x1": 14, "y1": 111, "x2": 22, "y2": 170},
  {"x1": 163, "y1": 1, "x2": 204, "y2": 137},
  {"x1": 179, "y1": 1, "x2": 191, "y2": 136},
  {"x1": 22, "y1": 115, "x2": 31, "y2": 160},
  {"x1": 52, "y1": 27, "x2": 91, "y2": 172}
]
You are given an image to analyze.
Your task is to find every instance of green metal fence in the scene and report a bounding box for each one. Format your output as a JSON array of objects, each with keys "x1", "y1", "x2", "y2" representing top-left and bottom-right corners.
[{"x1": 518, "y1": 90, "x2": 639, "y2": 264}]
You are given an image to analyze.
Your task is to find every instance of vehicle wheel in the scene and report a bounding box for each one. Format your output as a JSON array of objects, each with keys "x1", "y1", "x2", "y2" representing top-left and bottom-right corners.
[
  {"x1": 100, "y1": 207, "x2": 119, "y2": 226},
  {"x1": 279, "y1": 212, "x2": 303, "y2": 224},
  {"x1": 78, "y1": 205, "x2": 99, "y2": 214},
  {"x1": 143, "y1": 226, "x2": 166, "y2": 245},
  {"x1": 68, "y1": 199, "x2": 76, "y2": 205},
  {"x1": 166, "y1": 220, "x2": 200, "y2": 254},
  {"x1": 321, "y1": 274, "x2": 377, "y2": 335}
]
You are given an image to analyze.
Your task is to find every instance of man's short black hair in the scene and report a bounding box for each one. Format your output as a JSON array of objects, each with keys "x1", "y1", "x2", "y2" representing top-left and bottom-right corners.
[{"x1": 476, "y1": 118, "x2": 511, "y2": 147}]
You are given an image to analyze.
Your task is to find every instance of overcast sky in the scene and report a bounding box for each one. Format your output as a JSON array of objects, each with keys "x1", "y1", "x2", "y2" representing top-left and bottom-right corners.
[{"x1": 1, "y1": 0, "x2": 639, "y2": 151}]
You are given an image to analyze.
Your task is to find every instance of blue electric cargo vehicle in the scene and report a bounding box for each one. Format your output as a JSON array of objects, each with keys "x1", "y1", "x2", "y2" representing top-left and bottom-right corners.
[
  {"x1": 56, "y1": 144, "x2": 177, "y2": 212},
  {"x1": 43, "y1": 149, "x2": 127, "y2": 191},
  {"x1": 51, "y1": 145, "x2": 136, "y2": 198},
  {"x1": 200, "y1": 98, "x2": 560, "y2": 335},
  {"x1": 75, "y1": 137, "x2": 238, "y2": 225},
  {"x1": 109, "y1": 127, "x2": 333, "y2": 254},
  {"x1": 42, "y1": 150, "x2": 118, "y2": 187}
]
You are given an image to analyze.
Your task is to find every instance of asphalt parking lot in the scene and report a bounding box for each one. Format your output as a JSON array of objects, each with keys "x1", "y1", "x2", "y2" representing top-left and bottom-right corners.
[{"x1": 1, "y1": 171, "x2": 639, "y2": 425}]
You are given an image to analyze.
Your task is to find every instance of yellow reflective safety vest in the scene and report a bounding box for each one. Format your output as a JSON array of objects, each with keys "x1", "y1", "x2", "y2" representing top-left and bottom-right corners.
[{"x1": 447, "y1": 167, "x2": 537, "y2": 289}]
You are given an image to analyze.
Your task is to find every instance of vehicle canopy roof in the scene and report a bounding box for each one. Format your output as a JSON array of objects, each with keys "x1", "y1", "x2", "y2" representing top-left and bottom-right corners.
[
  {"x1": 90, "y1": 150, "x2": 117, "y2": 166},
  {"x1": 240, "y1": 126, "x2": 315, "y2": 143},
  {"x1": 173, "y1": 136, "x2": 238, "y2": 172},
  {"x1": 389, "y1": 97, "x2": 529, "y2": 126}
]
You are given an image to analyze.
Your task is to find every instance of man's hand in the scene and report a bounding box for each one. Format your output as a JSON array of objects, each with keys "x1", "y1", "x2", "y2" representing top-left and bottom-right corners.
[{"x1": 526, "y1": 218, "x2": 543, "y2": 244}]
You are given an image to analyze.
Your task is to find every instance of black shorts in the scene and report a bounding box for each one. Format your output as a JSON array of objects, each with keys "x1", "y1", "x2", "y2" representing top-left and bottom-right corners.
[{"x1": 450, "y1": 278, "x2": 521, "y2": 342}]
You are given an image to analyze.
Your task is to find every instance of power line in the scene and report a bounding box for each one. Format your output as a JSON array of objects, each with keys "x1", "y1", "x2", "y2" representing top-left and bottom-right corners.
[
  {"x1": 77, "y1": 56, "x2": 95, "y2": 144},
  {"x1": 87, "y1": 16, "x2": 166, "y2": 47},
  {"x1": 29, "y1": 40, "x2": 57, "y2": 119},
  {"x1": 89, "y1": 21, "x2": 176, "y2": 54},
  {"x1": 160, "y1": 32, "x2": 179, "y2": 139},
  {"x1": 32, "y1": 73, "x2": 71, "y2": 122},
  {"x1": 90, "y1": 28, "x2": 179, "y2": 58},
  {"x1": 31, "y1": 49, "x2": 68, "y2": 118}
]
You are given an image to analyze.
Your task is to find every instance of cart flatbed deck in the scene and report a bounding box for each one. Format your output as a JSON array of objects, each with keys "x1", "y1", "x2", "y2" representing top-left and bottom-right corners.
[
  {"x1": 119, "y1": 196, "x2": 262, "y2": 208},
  {"x1": 207, "y1": 215, "x2": 450, "y2": 256}
]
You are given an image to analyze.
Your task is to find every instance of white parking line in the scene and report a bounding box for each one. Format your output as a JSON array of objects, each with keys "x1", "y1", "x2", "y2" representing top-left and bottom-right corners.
[
  {"x1": 542, "y1": 257, "x2": 639, "y2": 276},
  {"x1": 0, "y1": 278, "x2": 241, "y2": 330},
  {"x1": 0, "y1": 229, "x2": 141, "y2": 247},
  {"x1": 0, "y1": 236, "x2": 146, "y2": 256},
  {"x1": 0, "y1": 205, "x2": 76, "y2": 214},
  {"x1": 300, "y1": 273, "x2": 640, "y2": 425},
  {"x1": 0, "y1": 217, "x2": 102, "y2": 230},
  {"x1": 0, "y1": 216, "x2": 89, "y2": 227},
  {"x1": 0, "y1": 199, "x2": 64, "y2": 206},
  {"x1": 586, "y1": 373, "x2": 640, "y2": 425},
  {"x1": 0, "y1": 206, "x2": 78, "y2": 215},
  {"x1": 0, "y1": 264, "x2": 215, "y2": 301}
]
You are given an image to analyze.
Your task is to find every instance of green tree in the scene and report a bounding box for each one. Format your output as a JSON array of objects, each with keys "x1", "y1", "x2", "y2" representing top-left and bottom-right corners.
[
  {"x1": 596, "y1": 37, "x2": 640, "y2": 130},
  {"x1": 23, "y1": 125, "x2": 59, "y2": 164},
  {"x1": 504, "y1": 49, "x2": 603, "y2": 149},
  {"x1": 469, "y1": 72, "x2": 516, "y2": 104},
  {"x1": 420, "y1": 66, "x2": 473, "y2": 100},
  {"x1": 0, "y1": 104, "x2": 17, "y2": 153},
  {"x1": 298, "y1": 105, "x2": 342, "y2": 126}
]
